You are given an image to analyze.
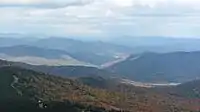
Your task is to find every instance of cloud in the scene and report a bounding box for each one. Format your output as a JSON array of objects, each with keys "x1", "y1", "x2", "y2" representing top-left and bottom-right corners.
[
  {"x1": 0, "y1": 0, "x2": 94, "y2": 8},
  {"x1": 0, "y1": 0, "x2": 41, "y2": 4},
  {"x1": 1, "y1": 0, "x2": 200, "y2": 38}
]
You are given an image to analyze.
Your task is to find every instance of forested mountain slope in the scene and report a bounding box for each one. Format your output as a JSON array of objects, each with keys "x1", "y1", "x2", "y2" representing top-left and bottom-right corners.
[{"x1": 0, "y1": 66, "x2": 199, "y2": 112}]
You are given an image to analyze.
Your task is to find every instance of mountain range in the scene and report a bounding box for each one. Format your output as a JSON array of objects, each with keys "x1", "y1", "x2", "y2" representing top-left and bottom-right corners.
[
  {"x1": 0, "y1": 36, "x2": 200, "y2": 111},
  {"x1": 105, "y1": 52, "x2": 200, "y2": 83},
  {"x1": 107, "y1": 37, "x2": 200, "y2": 53},
  {"x1": 1, "y1": 43, "x2": 200, "y2": 83},
  {"x1": 0, "y1": 37, "x2": 132, "y2": 65}
]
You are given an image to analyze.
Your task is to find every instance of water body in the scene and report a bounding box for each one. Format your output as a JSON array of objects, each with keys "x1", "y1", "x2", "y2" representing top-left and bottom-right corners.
[{"x1": 121, "y1": 79, "x2": 181, "y2": 88}]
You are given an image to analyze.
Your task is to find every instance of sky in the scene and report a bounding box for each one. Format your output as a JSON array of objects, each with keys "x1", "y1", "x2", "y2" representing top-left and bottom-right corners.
[{"x1": 0, "y1": 0, "x2": 200, "y2": 38}]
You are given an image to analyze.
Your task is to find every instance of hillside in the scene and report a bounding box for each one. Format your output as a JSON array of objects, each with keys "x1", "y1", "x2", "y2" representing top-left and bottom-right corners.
[
  {"x1": 106, "y1": 52, "x2": 200, "y2": 83},
  {"x1": 0, "y1": 67, "x2": 122, "y2": 112},
  {"x1": 167, "y1": 80, "x2": 200, "y2": 98},
  {"x1": 22, "y1": 65, "x2": 115, "y2": 78},
  {"x1": 0, "y1": 59, "x2": 114, "y2": 78},
  {"x1": 0, "y1": 65, "x2": 200, "y2": 112},
  {"x1": 0, "y1": 45, "x2": 90, "y2": 66}
]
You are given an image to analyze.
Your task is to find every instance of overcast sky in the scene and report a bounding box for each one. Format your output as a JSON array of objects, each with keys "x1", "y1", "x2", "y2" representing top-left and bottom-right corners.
[{"x1": 0, "y1": 0, "x2": 200, "y2": 38}]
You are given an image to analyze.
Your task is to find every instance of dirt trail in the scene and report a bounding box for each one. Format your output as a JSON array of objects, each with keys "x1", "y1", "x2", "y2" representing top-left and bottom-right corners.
[{"x1": 11, "y1": 75, "x2": 22, "y2": 96}]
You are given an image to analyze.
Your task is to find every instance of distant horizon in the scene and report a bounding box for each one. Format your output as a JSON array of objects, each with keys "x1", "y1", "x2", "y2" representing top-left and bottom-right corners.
[{"x1": 1, "y1": 32, "x2": 200, "y2": 41}]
